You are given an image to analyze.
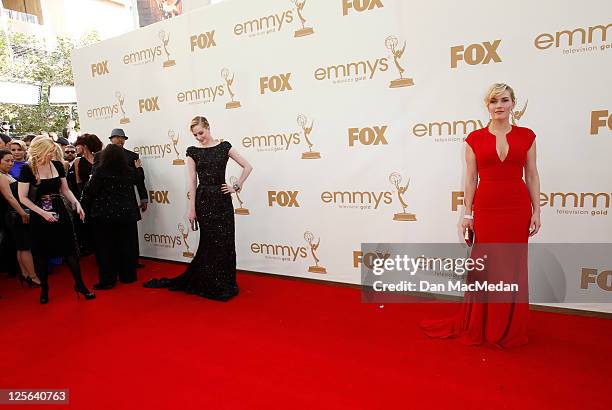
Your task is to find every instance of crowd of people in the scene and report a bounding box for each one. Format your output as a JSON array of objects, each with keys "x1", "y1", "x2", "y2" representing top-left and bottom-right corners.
[
  {"x1": 1, "y1": 117, "x2": 253, "y2": 306},
  {"x1": 0, "y1": 127, "x2": 151, "y2": 303}
]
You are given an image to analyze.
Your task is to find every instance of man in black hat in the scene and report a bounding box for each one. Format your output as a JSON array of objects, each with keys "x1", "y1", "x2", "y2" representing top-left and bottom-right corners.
[{"x1": 93, "y1": 128, "x2": 148, "y2": 269}]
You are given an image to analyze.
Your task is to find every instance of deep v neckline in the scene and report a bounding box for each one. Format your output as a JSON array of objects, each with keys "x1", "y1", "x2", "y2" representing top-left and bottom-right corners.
[{"x1": 487, "y1": 125, "x2": 513, "y2": 163}]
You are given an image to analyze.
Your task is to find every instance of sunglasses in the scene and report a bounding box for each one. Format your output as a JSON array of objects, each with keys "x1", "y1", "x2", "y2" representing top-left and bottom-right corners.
[{"x1": 65, "y1": 151, "x2": 76, "y2": 154}]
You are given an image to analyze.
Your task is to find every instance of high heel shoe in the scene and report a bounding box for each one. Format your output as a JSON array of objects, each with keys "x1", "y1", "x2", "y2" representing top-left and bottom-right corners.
[
  {"x1": 74, "y1": 285, "x2": 96, "y2": 301},
  {"x1": 17, "y1": 274, "x2": 26, "y2": 287},
  {"x1": 40, "y1": 286, "x2": 49, "y2": 304}
]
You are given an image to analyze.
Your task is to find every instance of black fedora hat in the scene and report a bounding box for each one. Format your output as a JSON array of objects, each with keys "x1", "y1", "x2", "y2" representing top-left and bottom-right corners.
[{"x1": 110, "y1": 128, "x2": 128, "y2": 140}]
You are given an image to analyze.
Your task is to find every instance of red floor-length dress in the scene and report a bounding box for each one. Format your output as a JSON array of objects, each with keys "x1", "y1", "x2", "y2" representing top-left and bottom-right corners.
[{"x1": 420, "y1": 125, "x2": 536, "y2": 348}]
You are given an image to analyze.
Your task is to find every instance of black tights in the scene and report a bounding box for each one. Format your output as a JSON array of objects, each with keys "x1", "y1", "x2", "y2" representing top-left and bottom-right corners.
[{"x1": 35, "y1": 254, "x2": 86, "y2": 291}]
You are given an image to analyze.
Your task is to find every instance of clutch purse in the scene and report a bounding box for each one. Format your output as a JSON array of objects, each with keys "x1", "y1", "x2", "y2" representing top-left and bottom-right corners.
[
  {"x1": 191, "y1": 219, "x2": 199, "y2": 231},
  {"x1": 464, "y1": 227, "x2": 474, "y2": 247}
]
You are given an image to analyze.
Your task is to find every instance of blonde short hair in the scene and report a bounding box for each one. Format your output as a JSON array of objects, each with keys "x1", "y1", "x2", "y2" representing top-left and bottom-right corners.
[{"x1": 484, "y1": 83, "x2": 516, "y2": 106}]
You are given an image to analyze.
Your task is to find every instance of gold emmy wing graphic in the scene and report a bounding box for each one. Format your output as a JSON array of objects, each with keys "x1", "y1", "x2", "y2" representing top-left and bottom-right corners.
[
  {"x1": 230, "y1": 176, "x2": 250, "y2": 215},
  {"x1": 297, "y1": 114, "x2": 320, "y2": 159},
  {"x1": 385, "y1": 36, "x2": 414, "y2": 88},
  {"x1": 159, "y1": 30, "x2": 176, "y2": 67},
  {"x1": 169, "y1": 130, "x2": 184, "y2": 165},
  {"x1": 304, "y1": 231, "x2": 326, "y2": 273},
  {"x1": 512, "y1": 99, "x2": 528, "y2": 124},
  {"x1": 116, "y1": 91, "x2": 130, "y2": 124},
  {"x1": 178, "y1": 222, "x2": 194, "y2": 258},
  {"x1": 389, "y1": 172, "x2": 417, "y2": 221},
  {"x1": 292, "y1": 0, "x2": 314, "y2": 37},
  {"x1": 222, "y1": 68, "x2": 241, "y2": 109}
]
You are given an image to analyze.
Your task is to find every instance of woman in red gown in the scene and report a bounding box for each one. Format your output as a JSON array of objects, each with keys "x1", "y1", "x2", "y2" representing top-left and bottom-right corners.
[{"x1": 420, "y1": 83, "x2": 541, "y2": 348}]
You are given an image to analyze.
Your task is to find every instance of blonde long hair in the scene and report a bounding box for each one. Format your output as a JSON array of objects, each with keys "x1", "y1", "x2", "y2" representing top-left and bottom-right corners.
[{"x1": 28, "y1": 138, "x2": 57, "y2": 183}]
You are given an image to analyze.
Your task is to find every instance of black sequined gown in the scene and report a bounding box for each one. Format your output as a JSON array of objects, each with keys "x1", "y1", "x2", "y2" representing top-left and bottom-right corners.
[{"x1": 145, "y1": 141, "x2": 238, "y2": 301}]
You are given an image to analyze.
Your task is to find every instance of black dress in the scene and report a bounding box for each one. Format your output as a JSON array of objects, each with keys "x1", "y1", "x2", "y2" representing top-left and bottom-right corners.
[
  {"x1": 3, "y1": 180, "x2": 31, "y2": 250},
  {"x1": 18, "y1": 161, "x2": 78, "y2": 257},
  {"x1": 144, "y1": 141, "x2": 238, "y2": 301}
]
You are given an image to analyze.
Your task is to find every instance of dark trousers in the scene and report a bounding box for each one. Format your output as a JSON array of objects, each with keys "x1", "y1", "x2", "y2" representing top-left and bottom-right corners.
[{"x1": 93, "y1": 221, "x2": 138, "y2": 285}]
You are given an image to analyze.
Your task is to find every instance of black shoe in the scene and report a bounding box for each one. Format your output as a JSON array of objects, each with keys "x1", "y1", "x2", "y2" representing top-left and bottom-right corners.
[
  {"x1": 40, "y1": 286, "x2": 49, "y2": 304},
  {"x1": 93, "y1": 283, "x2": 115, "y2": 290},
  {"x1": 74, "y1": 285, "x2": 96, "y2": 300},
  {"x1": 136, "y1": 263, "x2": 145, "y2": 269}
]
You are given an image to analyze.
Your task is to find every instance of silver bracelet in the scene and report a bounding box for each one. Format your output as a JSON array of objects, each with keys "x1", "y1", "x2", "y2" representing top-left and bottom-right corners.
[{"x1": 463, "y1": 214, "x2": 474, "y2": 220}]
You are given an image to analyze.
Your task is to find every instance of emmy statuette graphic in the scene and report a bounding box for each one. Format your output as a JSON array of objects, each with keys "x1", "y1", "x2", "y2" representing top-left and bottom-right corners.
[
  {"x1": 305, "y1": 231, "x2": 326, "y2": 274},
  {"x1": 222, "y1": 68, "x2": 241, "y2": 109},
  {"x1": 389, "y1": 172, "x2": 417, "y2": 221},
  {"x1": 160, "y1": 30, "x2": 176, "y2": 67},
  {"x1": 298, "y1": 114, "x2": 320, "y2": 159},
  {"x1": 169, "y1": 130, "x2": 184, "y2": 165},
  {"x1": 116, "y1": 91, "x2": 130, "y2": 124},
  {"x1": 292, "y1": 0, "x2": 314, "y2": 37},
  {"x1": 230, "y1": 176, "x2": 250, "y2": 215},
  {"x1": 512, "y1": 99, "x2": 529, "y2": 124},
  {"x1": 178, "y1": 222, "x2": 194, "y2": 258},
  {"x1": 385, "y1": 36, "x2": 414, "y2": 88}
]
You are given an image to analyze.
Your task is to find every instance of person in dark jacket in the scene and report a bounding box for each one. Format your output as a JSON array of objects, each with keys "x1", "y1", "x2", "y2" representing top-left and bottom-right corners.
[
  {"x1": 93, "y1": 128, "x2": 148, "y2": 268},
  {"x1": 81, "y1": 144, "x2": 144, "y2": 289}
]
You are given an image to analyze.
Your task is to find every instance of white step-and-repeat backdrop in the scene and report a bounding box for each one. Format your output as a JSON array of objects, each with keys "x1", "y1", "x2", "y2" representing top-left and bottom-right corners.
[{"x1": 72, "y1": 0, "x2": 612, "y2": 312}]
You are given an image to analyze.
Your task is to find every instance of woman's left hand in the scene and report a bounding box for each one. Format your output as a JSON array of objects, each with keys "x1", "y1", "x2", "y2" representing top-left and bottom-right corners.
[
  {"x1": 75, "y1": 202, "x2": 86, "y2": 221},
  {"x1": 221, "y1": 184, "x2": 235, "y2": 194},
  {"x1": 529, "y1": 212, "x2": 541, "y2": 237}
]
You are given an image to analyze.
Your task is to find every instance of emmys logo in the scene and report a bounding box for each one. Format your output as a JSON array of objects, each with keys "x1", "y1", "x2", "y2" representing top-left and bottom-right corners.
[
  {"x1": 268, "y1": 191, "x2": 300, "y2": 208},
  {"x1": 304, "y1": 231, "x2": 326, "y2": 274},
  {"x1": 116, "y1": 91, "x2": 130, "y2": 124},
  {"x1": 234, "y1": 8, "x2": 294, "y2": 38},
  {"x1": 298, "y1": 114, "x2": 320, "y2": 159},
  {"x1": 540, "y1": 191, "x2": 610, "y2": 217},
  {"x1": 580, "y1": 268, "x2": 612, "y2": 291},
  {"x1": 190, "y1": 30, "x2": 217, "y2": 52},
  {"x1": 342, "y1": 0, "x2": 384, "y2": 16},
  {"x1": 138, "y1": 96, "x2": 160, "y2": 113},
  {"x1": 513, "y1": 100, "x2": 528, "y2": 124},
  {"x1": 133, "y1": 130, "x2": 183, "y2": 164},
  {"x1": 159, "y1": 30, "x2": 176, "y2": 67},
  {"x1": 260, "y1": 73, "x2": 293, "y2": 94},
  {"x1": 241, "y1": 127, "x2": 301, "y2": 153},
  {"x1": 91, "y1": 60, "x2": 109, "y2": 77},
  {"x1": 291, "y1": 0, "x2": 314, "y2": 37},
  {"x1": 87, "y1": 100, "x2": 119, "y2": 121},
  {"x1": 534, "y1": 23, "x2": 611, "y2": 55},
  {"x1": 450, "y1": 40, "x2": 502, "y2": 68},
  {"x1": 149, "y1": 190, "x2": 170, "y2": 205},
  {"x1": 144, "y1": 232, "x2": 183, "y2": 249},
  {"x1": 348, "y1": 126, "x2": 388, "y2": 147},
  {"x1": 177, "y1": 83, "x2": 225, "y2": 105},
  {"x1": 177, "y1": 222, "x2": 194, "y2": 258},
  {"x1": 353, "y1": 250, "x2": 391, "y2": 269},
  {"x1": 250, "y1": 242, "x2": 307, "y2": 262},
  {"x1": 321, "y1": 172, "x2": 417, "y2": 221},
  {"x1": 230, "y1": 176, "x2": 250, "y2": 215},
  {"x1": 222, "y1": 68, "x2": 242, "y2": 109},
  {"x1": 591, "y1": 110, "x2": 611, "y2": 135}
]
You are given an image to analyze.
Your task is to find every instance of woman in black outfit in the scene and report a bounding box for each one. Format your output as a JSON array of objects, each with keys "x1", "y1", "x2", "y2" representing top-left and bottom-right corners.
[
  {"x1": 0, "y1": 150, "x2": 40, "y2": 287},
  {"x1": 18, "y1": 139, "x2": 94, "y2": 304},
  {"x1": 81, "y1": 144, "x2": 143, "y2": 290},
  {"x1": 144, "y1": 116, "x2": 253, "y2": 301},
  {"x1": 73, "y1": 134, "x2": 102, "y2": 255}
]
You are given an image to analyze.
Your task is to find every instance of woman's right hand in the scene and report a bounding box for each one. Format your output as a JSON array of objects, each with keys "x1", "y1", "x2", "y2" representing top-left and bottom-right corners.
[
  {"x1": 460, "y1": 217, "x2": 474, "y2": 234},
  {"x1": 188, "y1": 208, "x2": 197, "y2": 224},
  {"x1": 42, "y1": 211, "x2": 57, "y2": 223},
  {"x1": 20, "y1": 212, "x2": 30, "y2": 224}
]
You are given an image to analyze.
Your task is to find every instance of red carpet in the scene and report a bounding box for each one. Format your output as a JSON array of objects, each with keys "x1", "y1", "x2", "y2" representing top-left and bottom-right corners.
[{"x1": 0, "y1": 256, "x2": 610, "y2": 409}]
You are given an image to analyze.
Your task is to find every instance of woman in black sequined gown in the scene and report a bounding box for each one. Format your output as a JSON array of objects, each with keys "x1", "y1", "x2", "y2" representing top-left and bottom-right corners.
[{"x1": 144, "y1": 116, "x2": 252, "y2": 301}]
